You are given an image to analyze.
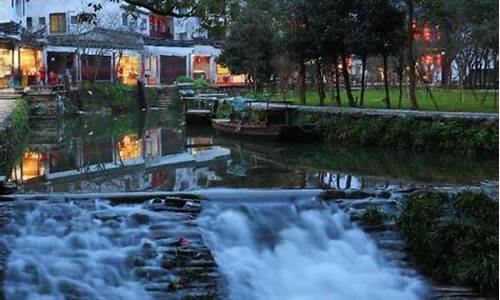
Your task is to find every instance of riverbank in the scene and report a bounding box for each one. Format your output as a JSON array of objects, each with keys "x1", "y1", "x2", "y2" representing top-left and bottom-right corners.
[
  {"x1": 323, "y1": 185, "x2": 499, "y2": 298},
  {"x1": 250, "y1": 103, "x2": 498, "y2": 154},
  {"x1": 0, "y1": 96, "x2": 29, "y2": 177}
]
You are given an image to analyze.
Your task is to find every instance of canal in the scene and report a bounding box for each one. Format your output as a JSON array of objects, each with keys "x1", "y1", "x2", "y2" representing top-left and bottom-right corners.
[{"x1": 0, "y1": 100, "x2": 497, "y2": 299}]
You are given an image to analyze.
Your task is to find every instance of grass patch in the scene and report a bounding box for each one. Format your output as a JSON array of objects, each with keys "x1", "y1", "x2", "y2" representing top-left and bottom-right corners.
[
  {"x1": 398, "y1": 191, "x2": 498, "y2": 294},
  {"x1": 260, "y1": 87, "x2": 498, "y2": 113}
]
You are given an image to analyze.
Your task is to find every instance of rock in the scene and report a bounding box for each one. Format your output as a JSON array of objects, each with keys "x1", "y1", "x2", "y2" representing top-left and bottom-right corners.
[{"x1": 131, "y1": 213, "x2": 150, "y2": 225}]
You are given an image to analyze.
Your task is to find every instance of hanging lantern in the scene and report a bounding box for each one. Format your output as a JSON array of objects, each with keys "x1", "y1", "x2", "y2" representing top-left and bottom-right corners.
[
  {"x1": 412, "y1": 21, "x2": 420, "y2": 40},
  {"x1": 423, "y1": 23, "x2": 431, "y2": 42}
]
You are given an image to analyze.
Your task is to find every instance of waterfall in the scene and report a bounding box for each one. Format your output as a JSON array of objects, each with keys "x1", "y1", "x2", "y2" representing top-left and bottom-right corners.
[{"x1": 198, "y1": 199, "x2": 429, "y2": 300}]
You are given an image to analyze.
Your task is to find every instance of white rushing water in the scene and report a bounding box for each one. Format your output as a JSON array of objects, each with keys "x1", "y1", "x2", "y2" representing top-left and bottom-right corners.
[
  {"x1": 1, "y1": 200, "x2": 161, "y2": 300},
  {"x1": 198, "y1": 199, "x2": 429, "y2": 300}
]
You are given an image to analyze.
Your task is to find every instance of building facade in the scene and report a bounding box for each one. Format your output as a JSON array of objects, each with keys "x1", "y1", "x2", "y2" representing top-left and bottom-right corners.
[{"x1": 0, "y1": 0, "x2": 225, "y2": 87}]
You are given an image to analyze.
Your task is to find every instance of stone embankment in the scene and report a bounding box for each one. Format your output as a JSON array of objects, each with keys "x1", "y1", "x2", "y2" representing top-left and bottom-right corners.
[{"x1": 254, "y1": 103, "x2": 499, "y2": 154}]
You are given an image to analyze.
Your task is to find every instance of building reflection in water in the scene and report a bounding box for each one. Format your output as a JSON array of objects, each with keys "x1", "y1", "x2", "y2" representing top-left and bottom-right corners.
[
  {"x1": 117, "y1": 133, "x2": 142, "y2": 161},
  {"x1": 10, "y1": 152, "x2": 46, "y2": 182}
]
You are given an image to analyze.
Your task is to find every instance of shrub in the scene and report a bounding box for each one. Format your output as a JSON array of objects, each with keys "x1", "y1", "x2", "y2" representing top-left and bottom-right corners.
[
  {"x1": 215, "y1": 101, "x2": 233, "y2": 119},
  {"x1": 79, "y1": 83, "x2": 159, "y2": 112},
  {"x1": 398, "y1": 191, "x2": 498, "y2": 294},
  {"x1": 176, "y1": 76, "x2": 194, "y2": 84},
  {"x1": 11, "y1": 99, "x2": 29, "y2": 133},
  {"x1": 300, "y1": 112, "x2": 498, "y2": 154},
  {"x1": 193, "y1": 79, "x2": 209, "y2": 89}
]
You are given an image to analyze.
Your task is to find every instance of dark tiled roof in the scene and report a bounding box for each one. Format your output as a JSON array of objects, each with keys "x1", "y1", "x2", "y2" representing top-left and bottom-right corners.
[
  {"x1": 0, "y1": 22, "x2": 21, "y2": 35},
  {"x1": 144, "y1": 36, "x2": 220, "y2": 47},
  {"x1": 0, "y1": 34, "x2": 19, "y2": 44},
  {"x1": 47, "y1": 27, "x2": 143, "y2": 50}
]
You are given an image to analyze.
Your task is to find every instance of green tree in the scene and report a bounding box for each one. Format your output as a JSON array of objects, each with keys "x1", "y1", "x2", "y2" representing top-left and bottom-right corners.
[{"x1": 218, "y1": 0, "x2": 277, "y2": 92}]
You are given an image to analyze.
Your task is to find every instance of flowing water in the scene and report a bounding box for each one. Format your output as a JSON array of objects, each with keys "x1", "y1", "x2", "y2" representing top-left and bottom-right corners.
[
  {"x1": 0, "y1": 199, "x2": 192, "y2": 300},
  {"x1": 198, "y1": 196, "x2": 428, "y2": 300}
]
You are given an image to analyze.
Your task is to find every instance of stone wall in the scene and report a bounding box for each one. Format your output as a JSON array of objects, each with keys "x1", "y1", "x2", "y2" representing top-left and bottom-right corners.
[{"x1": 26, "y1": 91, "x2": 78, "y2": 119}]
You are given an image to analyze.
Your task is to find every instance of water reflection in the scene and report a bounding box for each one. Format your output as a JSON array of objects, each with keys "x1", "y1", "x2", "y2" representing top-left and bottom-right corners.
[{"x1": 4, "y1": 106, "x2": 498, "y2": 193}]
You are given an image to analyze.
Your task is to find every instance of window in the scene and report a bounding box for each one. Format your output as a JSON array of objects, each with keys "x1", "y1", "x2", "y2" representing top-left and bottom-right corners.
[
  {"x1": 179, "y1": 32, "x2": 187, "y2": 40},
  {"x1": 50, "y1": 13, "x2": 66, "y2": 34},
  {"x1": 140, "y1": 18, "x2": 147, "y2": 30},
  {"x1": 70, "y1": 16, "x2": 78, "y2": 25},
  {"x1": 26, "y1": 17, "x2": 32, "y2": 30},
  {"x1": 130, "y1": 17, "x2": 137, "y2": 29},
  {"x1": 122, "y1": 13, "x2": 128, "y2": 26},
  {"x1": 39, "y1": 17, "x2": 45, "y2": 26}
]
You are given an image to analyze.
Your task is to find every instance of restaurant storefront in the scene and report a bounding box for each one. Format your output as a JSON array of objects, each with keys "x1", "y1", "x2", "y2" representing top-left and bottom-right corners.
[
  {"x1": 117, "y1": 55, "x2": 140, "y2": 85},
  {"x1": 216, "y1": 64, "x2": 246, "y2": 86},
  {"x1": 19, "y1": 47, "x2": 43, "y2": 86},
  {"x1": 193, "y1": 55, "x2": 211, "y2": 80}
]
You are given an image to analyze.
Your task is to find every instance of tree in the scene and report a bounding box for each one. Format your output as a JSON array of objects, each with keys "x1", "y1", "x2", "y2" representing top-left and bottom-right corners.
[
  {"x1": 320, "y1": 0, "x2": 362, "y2": 107},
  {"x1": 407, "y1": 0, "x2": 419, "y2": 109},
  {"x1": 278, "y1": 0, "x2": 317, "y2": 105},
  {"x1": 218, "y1": 0, "x2": 276, "y2": 92},
  {"x1": 366, "y1": 0, "x2": 406, "y2": 108},
  {"x1": 417, "y1": 0, "x2": 498, "y2": 89}
]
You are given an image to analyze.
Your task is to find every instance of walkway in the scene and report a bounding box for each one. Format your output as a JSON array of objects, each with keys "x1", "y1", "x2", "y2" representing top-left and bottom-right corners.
[{"x1": 254, "y1": 102, "x2": 499, "y2": 122}]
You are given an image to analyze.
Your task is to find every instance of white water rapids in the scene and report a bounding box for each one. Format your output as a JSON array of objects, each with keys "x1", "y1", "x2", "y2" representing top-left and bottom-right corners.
[
  {"x1": 1, "y1": 200, "x2": 158, "y2": 300},
  {"x1": 1, "y1": 192, "x2": 429, "y2": 300},
  {"x1": 198, "y1": 196, "x2": 429, "y2": 300}
]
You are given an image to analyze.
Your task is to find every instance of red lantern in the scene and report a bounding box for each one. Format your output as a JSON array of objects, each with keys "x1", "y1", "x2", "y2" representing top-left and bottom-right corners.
[
  {"x1": 423, "y1": 23, "x2": 431, "y2": 42},
  {"x1": 412, "y1": 21, "x2": 420, "y2": 40}
]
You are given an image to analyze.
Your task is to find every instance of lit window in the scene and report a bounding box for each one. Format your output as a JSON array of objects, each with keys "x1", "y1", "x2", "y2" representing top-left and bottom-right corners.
[{"x1": 50, "y1": 13, "x2": 66, "y2": 34}]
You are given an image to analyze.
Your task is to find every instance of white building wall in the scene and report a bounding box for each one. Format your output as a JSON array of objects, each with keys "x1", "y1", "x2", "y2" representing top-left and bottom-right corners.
[
  {"x1": 0, "y1": 0, "x2": 25, "y2": 24},
  {"x1": 173, "y1": 17, "x2": 207, "y2": 40},
  {"x1": 25, "y1": 0, "x2": 150, "y2": 35}
]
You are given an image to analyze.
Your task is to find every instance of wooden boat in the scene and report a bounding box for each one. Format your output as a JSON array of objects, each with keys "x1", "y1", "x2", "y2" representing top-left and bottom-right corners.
[{"x1": 211, "y1": 119, "x2": 316, "y2": 141}]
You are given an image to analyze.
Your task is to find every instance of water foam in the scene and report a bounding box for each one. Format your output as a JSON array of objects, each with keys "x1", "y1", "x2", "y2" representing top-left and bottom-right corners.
[
  {"x1": 1, "y1": 200, "x2": 155, "y2": 300},
  {"x1": 198, "y1": 201, "x2": 429, "y2": 300}
]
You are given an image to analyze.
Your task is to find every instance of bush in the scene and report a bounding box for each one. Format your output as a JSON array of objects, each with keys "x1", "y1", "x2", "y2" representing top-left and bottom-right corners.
[
  {"x1": 176, "y1": 76, "x2": 194, "y2": 84},
  {"x1": 215, "y1": 101, "x2": 233, "y2": 119},
  {"x1": 79, "y1": 83, "x2": 159, "y2": 112},
  {"x1": 398, "y1": 191, "x2": 498, "y2": 294},
  {"x1": 193, "y1": 79, "x2": 209, "y2": 89},
  {"x1": 301, "y1": 112, "x2": 498, "y2": 154},
  {"x1": 11, "y1": 99, "x2": 29, "y2": 133}
]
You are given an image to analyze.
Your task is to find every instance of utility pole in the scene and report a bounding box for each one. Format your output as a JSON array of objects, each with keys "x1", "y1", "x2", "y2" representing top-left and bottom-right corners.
[{"x1": 408, "y1": 0, "x2": 419, "y2": 109}]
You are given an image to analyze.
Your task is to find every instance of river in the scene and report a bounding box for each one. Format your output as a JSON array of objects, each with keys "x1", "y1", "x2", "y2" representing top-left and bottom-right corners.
[{"x1": 0, "y1": 101, "x2": 497, "y2": 299}]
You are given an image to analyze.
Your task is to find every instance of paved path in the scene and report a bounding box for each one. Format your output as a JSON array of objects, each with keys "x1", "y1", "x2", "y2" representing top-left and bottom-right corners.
[{"x1": 254, "y1": 102, "x2": 499, "y2": 121}]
